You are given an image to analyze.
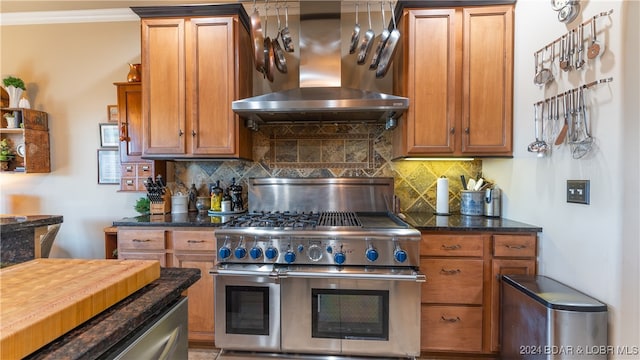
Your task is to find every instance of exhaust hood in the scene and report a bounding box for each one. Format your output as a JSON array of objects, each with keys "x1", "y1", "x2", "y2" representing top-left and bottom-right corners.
[{"x1": 232, "y1": 1, "x2": 408, "y2": 129}]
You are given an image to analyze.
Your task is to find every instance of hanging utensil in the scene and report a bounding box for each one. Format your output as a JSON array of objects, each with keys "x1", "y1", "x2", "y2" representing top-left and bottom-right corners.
[
  {"x1": 375, "y1": 2, "x2": 400, "y2": 78},
  {"x1": 369, "y1": 1, "x2": 390, "y2": 70},
  {"x1": 280, "y1": 4, "x2": 294, "y2": 52},
  {"x1": 575, "y1": 23, "x2": 585, "y2": 69},
  {"x1": 250, "y1": 0, "x2": 265, "y2": 73},
  {"x1": 356, "y1": 2, "x2": 375, "y2": 65},
  {"x1": 528, "y1": 102, "x2": 549, "y2": 156},
  {"x1": 587, "y1": 16, "x2": 602, "y2": 59},
  {"x1": 262, "y1": 2, "x2": 275, "y2": 82},
  {"x1": 534, "y1": 47, "x2": 554, "y2": 86},
  {"x1": 349, "y1": 2, "x2": 361, "y2": 54},
  {"x1": 555, "y1": 93, "x2": 569, "y2": 145},
  {"x1": 272, "y1": 4, "x2": 288, "y2": 73},
  {"x1": 570, "y1": 87, "x2": 593, "y2": 159}
]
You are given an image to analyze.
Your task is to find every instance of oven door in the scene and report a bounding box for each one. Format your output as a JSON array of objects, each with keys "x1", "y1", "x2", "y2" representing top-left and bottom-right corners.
[
  {"x1": 210, "y1": 264, "x2": 280, "y2": 352},
  {"x1": 279, "y1": 266, "x2": 424, "y2": 357}
]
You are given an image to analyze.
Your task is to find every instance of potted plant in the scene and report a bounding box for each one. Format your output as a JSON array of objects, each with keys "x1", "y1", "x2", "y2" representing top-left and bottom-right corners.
[
  {"x1": 3, "y1": 112, "x2": 18, "y2": 128},
  {"x1": 2, "y1": 76, "x2": 26, "y2": 108},
  {"x1": 0, "y1": 138, "x2": 15, "y2": 170}
]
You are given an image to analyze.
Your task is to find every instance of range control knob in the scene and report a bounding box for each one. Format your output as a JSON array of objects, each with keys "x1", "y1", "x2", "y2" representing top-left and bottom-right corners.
[
  {"x1": 326, "y1": 246, "x2": 333, "y2": 254},
  {"x1": 234, "y1": 247, "x2": 247, "y2": 259},
  {"x1": 297, "y1": 244, "x2": 304, "y2": 253},
  {"x1": 249, "y1": 246, "x2": 263, "y2": 260},
  {"x1": 334, "y1": 251, "x2": 346, "y2": 265},
  {"x1": 218, "y1": 246, "x2": 231, "y2": 260},
  {"x1": 265, "y1": 246, "x2": 279, "y2": 260},
  {"x1": 365, "y1": 247, "x2": 379, "y2": 262},
  {"x1": 284, "y1": 250, "x2": 296, "y2": 263},
  {"x1": 394, "y1": 248, "x2": 408, "y2": 263}
]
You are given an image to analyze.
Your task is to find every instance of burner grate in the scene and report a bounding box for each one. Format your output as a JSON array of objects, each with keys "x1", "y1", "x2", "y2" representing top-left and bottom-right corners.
[{"x1": 317, "y1": 212, "x2": 362, "y2": 228}]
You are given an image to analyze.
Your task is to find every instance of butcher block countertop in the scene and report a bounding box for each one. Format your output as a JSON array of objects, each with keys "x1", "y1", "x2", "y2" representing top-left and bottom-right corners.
[
  {"x1": 0, "y1": 259, "x2": 160, "y2": 359},
  {"x1": 0, "y1": 259, "x2": 200, "y2": 360}
]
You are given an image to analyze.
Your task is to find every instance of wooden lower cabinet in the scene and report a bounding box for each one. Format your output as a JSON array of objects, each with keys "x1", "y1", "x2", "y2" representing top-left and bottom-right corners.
[
  {"x1": 420, "y1": 231, "x2": 538, "y2": 356},
  {"x1": 117, "y1": 227, "x2": 216, "y2": 345}
]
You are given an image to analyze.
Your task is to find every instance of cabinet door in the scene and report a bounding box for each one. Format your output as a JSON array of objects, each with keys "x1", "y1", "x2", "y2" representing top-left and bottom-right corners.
[
  {"x1": 396, "y1": 9, "x2": 457, "y2": 155},
  {"x1": 490, "y1": 258, "x2": 536, "y2": 352},
  {"x1": 116, "y1": 83, "x2": 144, "y2": 162},
  {"x1": 173, "y1": 251, "x2": 215, "y2": 344},
  {"x1": 141, "y1": 18, "x2": 186, "y2": 155},
  {"x1": 461, "y1": 6, "x2": 513, "y2": 154},
  {"x1": 187, "y1": 17, "x2": 237, "y2": 156}
]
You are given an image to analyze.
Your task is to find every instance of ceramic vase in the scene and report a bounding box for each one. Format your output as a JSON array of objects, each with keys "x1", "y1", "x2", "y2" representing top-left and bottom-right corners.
[
  {"x1": 4, "y1": 86, "x2": 24, "y2": 108},
  {"x1": 5, "y1": 116, "x2": 18, "y2": 128}
]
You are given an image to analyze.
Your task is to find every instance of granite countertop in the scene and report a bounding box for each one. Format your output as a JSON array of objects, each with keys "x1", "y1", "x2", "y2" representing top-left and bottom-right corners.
[
  {"x1": 0, "y1": 215, "x2": 63, "y2": 233},
  {"x1": 113, "y1": 212, "x2": 231, "y2": 227},
  {"x1": 401, "y1": 212, "x2": 542, "y2": 232},
  {"x1": 25, "y1": 267, "x2": 200, "y2": 360}
]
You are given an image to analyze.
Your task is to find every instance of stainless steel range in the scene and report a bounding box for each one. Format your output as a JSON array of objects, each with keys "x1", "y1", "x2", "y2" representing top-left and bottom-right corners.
[{"x1": 211, "y1": 178, "x2": 424, "y2": 360}]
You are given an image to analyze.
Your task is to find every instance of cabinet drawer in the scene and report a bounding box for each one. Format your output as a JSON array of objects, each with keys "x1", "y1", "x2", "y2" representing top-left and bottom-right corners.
[
  {"x1": 493, "y1": 234, "x2": 536, "y2": 257},
  {"x1": 121, "y1": 164, "x2": 137, "y2": 176},
  {"x1": 118, "y1": 229, "x2": 166, "y2": 250},
  {"x1": 137, "y1": 162, "x2": 154, "y2": 177},
  {"x1": 421, "y1": 234, "x2": 484, "y2": 257},
  {"x1": 172, "y1": 230, "x2": 216, "y2": 251},
  {"x1": 118, "y1": 250, "x2": 167, "y2": 267},
  {"x1": 120, "y1": 177, "x2": 138, "y2": 191},
  {"x1": 421, "y1": 305, "x2": 483, "y2": 352},
  {"x1": 421, "y1": 258, "x2": 483, "y2": 304}
]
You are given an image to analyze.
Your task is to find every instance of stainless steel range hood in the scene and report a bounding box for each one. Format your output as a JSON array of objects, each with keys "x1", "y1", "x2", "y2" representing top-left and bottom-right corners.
[{"x1": 232, "y1": 1, "x2": 408, "y2": 129}]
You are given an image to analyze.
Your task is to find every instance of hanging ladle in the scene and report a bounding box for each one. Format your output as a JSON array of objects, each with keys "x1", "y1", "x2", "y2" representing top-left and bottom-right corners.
[{"x1": 527, "y1": 102, "x2": 549, "y2": 156}]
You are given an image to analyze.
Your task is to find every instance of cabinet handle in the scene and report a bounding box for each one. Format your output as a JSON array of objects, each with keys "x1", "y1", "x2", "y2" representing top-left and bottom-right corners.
[
  {"x1": 187, "y1": 240, "x2": 205, "y2": 243},
  {"x1": 192, "y1": 130, "x2": 196, "y2": 137},
  {"x1": 132, "y1": 239, "x2": 151, "y2": 242},
  {"x1": 441, "y1": 315, "x2": 461, "y2": 323},
  {"x1": 441, "y1": 244, "x2": 461, "y2": 251},
  {"x1": 178, "y1": 129, "x2": 184, "y2": 136},
  {"x1": 505, "y1": 244, "x2": 526, "y2": 249},
  {"x1": 440, "y1": 268, "x2": 461, "y2": 275}
]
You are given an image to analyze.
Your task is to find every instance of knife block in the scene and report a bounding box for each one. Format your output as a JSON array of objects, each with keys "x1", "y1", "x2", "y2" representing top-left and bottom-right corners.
[{"x1": 149, "y1": 193, "x2": 171, "y2": 214}]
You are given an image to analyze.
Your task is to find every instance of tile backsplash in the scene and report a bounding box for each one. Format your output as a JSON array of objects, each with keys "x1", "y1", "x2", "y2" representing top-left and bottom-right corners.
[{"x1": 172, "y1": 124, "x2": 482, "y2": 213}]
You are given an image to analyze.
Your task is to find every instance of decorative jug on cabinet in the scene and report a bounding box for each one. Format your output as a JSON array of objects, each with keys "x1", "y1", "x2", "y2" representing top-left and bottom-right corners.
[{"x1": 127, "y1": 63, "x2": 141, "y2": 83}]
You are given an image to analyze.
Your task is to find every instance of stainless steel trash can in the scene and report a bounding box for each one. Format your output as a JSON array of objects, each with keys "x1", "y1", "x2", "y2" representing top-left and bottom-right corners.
[{"x1": 501, "y1": 275, "x2": 608, "y2": 359}]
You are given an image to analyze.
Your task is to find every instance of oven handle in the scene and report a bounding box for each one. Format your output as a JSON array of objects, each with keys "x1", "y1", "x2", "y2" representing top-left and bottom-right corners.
[
  {"x1": 279, "y1": 270, "x2": 426, "y2": 283},
  {"x1": 209, "y1": 268, "x2": 280, "y2": 281}
]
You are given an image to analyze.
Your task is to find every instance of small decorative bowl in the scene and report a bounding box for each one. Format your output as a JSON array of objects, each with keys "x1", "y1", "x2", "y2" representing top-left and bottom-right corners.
[{"x1": 195, "y1": 197, "x2": 211, "y2": 213}]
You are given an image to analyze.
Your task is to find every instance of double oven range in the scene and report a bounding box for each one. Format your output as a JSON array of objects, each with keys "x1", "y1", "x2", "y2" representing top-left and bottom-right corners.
[{"x1": 210, "y1": 178, "x2": 424, "y2": 359}]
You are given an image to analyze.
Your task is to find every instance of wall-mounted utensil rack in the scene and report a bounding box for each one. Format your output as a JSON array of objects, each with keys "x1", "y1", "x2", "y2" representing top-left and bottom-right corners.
[
  {"x1": 534, "y1": 77, "x2": 613, "y2": 107},
  {"x1": 533, "y1": 9, "x2": 613, "y2": 74}
]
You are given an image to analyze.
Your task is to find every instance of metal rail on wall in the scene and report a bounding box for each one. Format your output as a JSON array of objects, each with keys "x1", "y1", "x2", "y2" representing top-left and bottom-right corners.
[{"x1": 534, "y1": 77, "x2": 613, "y2": 107}]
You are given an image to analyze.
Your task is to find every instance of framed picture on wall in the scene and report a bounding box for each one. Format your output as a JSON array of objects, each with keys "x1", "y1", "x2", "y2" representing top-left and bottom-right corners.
[
  {"x1": 99, "y1": 123, "x2": 119, "y2": 147},
  {"x1": 97, "y1": 148, "x2": 121, "y2": 184},
  {"x1": 107, "y1": 104, "x2": 118, "y2": 123}
]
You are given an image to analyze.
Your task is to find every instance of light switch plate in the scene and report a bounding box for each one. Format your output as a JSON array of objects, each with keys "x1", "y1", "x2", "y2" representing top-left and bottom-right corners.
[{"x1": 567, "y1": 180, "x2": 590, "y2": 204}]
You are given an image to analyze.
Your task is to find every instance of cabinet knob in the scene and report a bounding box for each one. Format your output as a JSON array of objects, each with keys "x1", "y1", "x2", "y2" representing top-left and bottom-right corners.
[
  {"x1": 178, "y1": 129, "x2": 184, "y2": 136},
  {"x1": 192, "y1": 130, "x2": 196, "y2": 137},
  {"x1": 464, "y1": 127, "x2": 470, "y2": 134},
  {"x1": 450, "y1": 127, "x2": 455, "y2": 134}
]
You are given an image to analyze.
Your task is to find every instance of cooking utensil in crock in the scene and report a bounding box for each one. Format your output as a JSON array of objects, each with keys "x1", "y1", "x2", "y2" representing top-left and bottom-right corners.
[
  {"x1": 250, "y1": 0, "x2": 265, "y2": 73},
  {"x1": 356, "y1": 2, "x2": 375, "y2": 65},
  {"x1": 587, "y1": 16, "x2": 603, "y2": 59},
  {"x1": 349, "y1": 2, "x2": 361, "y2": 54},
  {"x1": 369, "y1": 1, "x2": 390, "y2": 70},
  {"x1": 280, "y1": 4, "x2": 294, "y2": 52},
  {"x1": 375, "y1": 2, "x2": 400, "y2": 78},
  {"x1": 558, "y1": 2, "x2": 580, "y2": 24},
  {"x1": 272, "y1": 5, "x2": 288, "y2": 73},
  {"x1": 533, "y1": 47, "x2": 554, "y2": 86}
]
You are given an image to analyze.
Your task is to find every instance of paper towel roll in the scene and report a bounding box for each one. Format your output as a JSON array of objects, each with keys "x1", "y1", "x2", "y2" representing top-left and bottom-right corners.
[{"x1": 436, "y1": 177, "x2": 449, "y2": 214}]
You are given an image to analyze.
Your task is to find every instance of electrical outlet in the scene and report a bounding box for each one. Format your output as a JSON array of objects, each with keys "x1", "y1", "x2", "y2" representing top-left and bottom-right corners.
[{"x1": 567, "y1": 180, "x2": 590, "y2": 204}]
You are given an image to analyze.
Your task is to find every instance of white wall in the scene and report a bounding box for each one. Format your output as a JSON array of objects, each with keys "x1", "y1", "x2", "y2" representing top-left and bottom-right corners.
[
  {"x1": 0, "y1": 20, "x2": 144, "y2": 258},
  {"x1": 483, "y1": 0, "x2": 639, "y2": 356}
]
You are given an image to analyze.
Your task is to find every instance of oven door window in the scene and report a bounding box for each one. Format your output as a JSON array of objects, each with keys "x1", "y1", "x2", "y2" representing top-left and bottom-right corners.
[
  {"x1": 312, "y1": 289, "x2": 389, "y2": 341},
  {"x1": 225, "y1": 286, "x2": 270, "y2": 335}
]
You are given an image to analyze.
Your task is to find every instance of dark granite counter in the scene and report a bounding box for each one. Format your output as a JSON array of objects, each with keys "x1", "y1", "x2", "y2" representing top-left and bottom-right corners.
[
  {"x1": 113, "y1": 212, "x2": 231, "y2": 227},
  {"x1": 401, "y1": 212, "x2": 542, "y2": 233},
  {"x1": 0, "y1": 215, "x2": 63, "y2": 265},
  {"x1": 25, "y1": 267, "x2": 200, "y2": 360}
]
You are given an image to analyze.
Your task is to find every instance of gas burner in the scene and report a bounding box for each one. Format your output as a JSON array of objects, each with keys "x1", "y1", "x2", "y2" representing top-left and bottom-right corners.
[{"x1": 223, "y1": 211, "x2": 321, "y2": 229}]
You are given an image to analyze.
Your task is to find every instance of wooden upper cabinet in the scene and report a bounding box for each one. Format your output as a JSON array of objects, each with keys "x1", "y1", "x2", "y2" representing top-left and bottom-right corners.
[
  {"x1": 393, "y1": 5, "x2": 513, "y2": 158},
  {"x1": 462, "y1": 6, "x2": 513, "y2": 155},
  {"x1": 115, "y1": 82, "x2": 144, "y2": 162},
  {"x1": 139, "y1": 9, "x2": 252, "y2": 159}
]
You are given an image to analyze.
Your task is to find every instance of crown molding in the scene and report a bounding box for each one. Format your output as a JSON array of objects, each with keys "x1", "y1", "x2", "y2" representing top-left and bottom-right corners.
[{"x1": 1, "y1": 8, "x2": 138, "y2": 26}]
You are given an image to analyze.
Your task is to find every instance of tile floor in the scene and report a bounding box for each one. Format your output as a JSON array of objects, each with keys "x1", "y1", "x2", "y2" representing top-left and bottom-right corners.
[{"x1": 188, "y1": 348, "x2": 494, "y2": 360}]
